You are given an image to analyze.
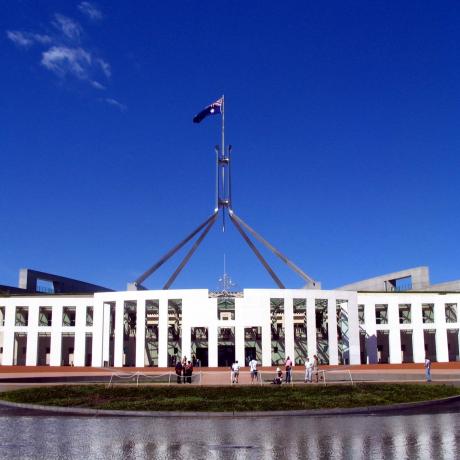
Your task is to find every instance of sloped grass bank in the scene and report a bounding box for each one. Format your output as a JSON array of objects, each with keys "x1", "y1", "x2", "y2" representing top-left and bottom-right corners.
[{"x1": 1, "y1": 384, "x2": 458, "y2": 412}]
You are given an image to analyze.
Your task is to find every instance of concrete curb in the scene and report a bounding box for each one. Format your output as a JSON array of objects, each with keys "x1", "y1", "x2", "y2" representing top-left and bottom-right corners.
[{"x1": 1, "y1": 395, "x2": 459, "y2": 418}]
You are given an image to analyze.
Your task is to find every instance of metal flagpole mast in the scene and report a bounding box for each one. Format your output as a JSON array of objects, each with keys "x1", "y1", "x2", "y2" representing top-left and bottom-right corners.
[
  {"x1": 215, "y1": 146, "x2": 219, "y2": 212},
  {"x1": 221, "y1": 94, "x2": 226, "y2": 232}
]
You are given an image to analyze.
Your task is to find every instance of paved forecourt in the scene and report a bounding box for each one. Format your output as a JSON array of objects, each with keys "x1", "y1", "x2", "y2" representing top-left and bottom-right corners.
[{"x1": 0, "y1": 363, "x2": 459, "y2": 389}]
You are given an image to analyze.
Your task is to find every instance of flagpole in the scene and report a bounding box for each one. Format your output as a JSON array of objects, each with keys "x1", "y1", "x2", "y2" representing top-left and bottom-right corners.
[
  {"x1": 221, "y1": 94, "x2": 225, "y2": 232},
  {"x1": 221, "y1": 95, "x2": 225, "y2": 166},
  {"x1": 215, "y1": 145, "x2": 219, "y2": 212}
]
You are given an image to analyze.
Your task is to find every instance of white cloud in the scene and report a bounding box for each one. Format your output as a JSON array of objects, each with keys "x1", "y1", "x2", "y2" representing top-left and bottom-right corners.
[
  {"x1": 97, "y1": 58, "x2": 111, "y2": 78},
  {"x1": 91, "y1": 80, "x2": 105, "y2": 90},
  {"x1": 52, "y1": 14, "x2": 82, "y2": 40},
  {"x1": 78, "y1": 2, "x2": 103, "y2": 20},
  {"x1": 33, "y1": 34, "x2": 53, "y2": 44},
  {"x1": 6, "y1": 30, "x2": 33, "y2": 47},
  {"x1": 105, "y1": 98, "x2": 127, "y2": 111},
  {"x1": 41, "y1": 46, "x2": 91, "y2": 79},
  {"x1": 7, "y1": 10, "x2": 118, "y2": 100},
  {"x1": 6, "y1": 30, "x2": 52, "y2": 47}
]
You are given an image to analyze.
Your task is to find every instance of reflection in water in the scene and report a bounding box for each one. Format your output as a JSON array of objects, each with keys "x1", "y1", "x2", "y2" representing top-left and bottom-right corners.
[{"x1": 0, "y1": 411, "x2": 458, "y2": 459}]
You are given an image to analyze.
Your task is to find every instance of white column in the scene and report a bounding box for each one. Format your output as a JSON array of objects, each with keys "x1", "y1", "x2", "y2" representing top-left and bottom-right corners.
[
  {"x1": 157, "y1": 298, "x2": 168, "y2": 367},
  {"x1": 347, "y1": 294, "x2": 361, "y2": 365},
  {"x1": 327, "y1": 297, "x2": 339, "y2": 365},
  {"x1": 182, "y1": 325, "x2": 191, "y2": 362},
  {"x1": 435, "y1": 327, "x2": 448, "y2": 362},
  {"x1": 364, "y1": 302, "x2": 378, "y2": 364},
  {"x1": 208, "y1": 326, "x2": 218, "y2": 367},
  {"x1": 113, "y1": 300, "x2": 124, "y2": 367},
  {"x1": 2, "y1": 305, "x2": 15, "y2": 365},
  {"x1": 412, "y1": 329, "x2": 425, "y2": 363},
  {"x1": 136, "y1": 298, "x2": 146, "y2": 367},
  {"x1": 412, "y1": 301, "x2": 425, "y2": 363},
  {"x1": 101, "y1": 302, "x2": 112, "y2": 366},
  {"x1": 434, "y1": 301, "x2": 449, "y2": 362},
  {"x1": 50, "y1": 305, "x2": 62, "y2": 366},
  {"x1": 388, "y1": 329, "x2": 402, "y2": 364},
  {"x1": 26, "y1": 304, "x2": 38, "y2": 366},
  {"x1": 91, "y1": 298, "x2": 104, "y2": 367},
  {"x1": 261, "y1": 305, "x2": 272, "y2": 367},
  {"x1": 235, "y1": 326, "x2": 245, "y2": 366},
  {"x1": 73, "y1": 304, "x2": 86, "y2": 367},
  {"x1": 306, "y1": 297, "x2": 316, "y2": 359},
  {"x1": 284, "y1": 297, "x2": 295, "y2": 363},
  {"x1": 388, "y1": 302, "x2": 402, "y2": 364}
]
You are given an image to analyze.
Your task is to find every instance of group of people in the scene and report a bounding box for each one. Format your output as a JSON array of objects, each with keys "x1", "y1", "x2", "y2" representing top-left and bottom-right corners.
[
  {"x1": 304, "y1": 355, "x2": 320, "y2": 383},
  {"x1": 230, "y1": 355, "x2": 322, "y2": 385},
  {"x1": 231, "y1": 357, "x2": 260, "y2": 384},
  {"x1": 174, "y1": 356, "x2": 194, "y2": 383},
  {"x1": 273, "y1": 355, "x2": 320, "y2": 384}
]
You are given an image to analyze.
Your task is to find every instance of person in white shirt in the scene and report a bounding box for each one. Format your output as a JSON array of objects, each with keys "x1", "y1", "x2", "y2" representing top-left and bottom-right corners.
[
  {"x1": 231, "y1": 360, "x2": 240, "y2": 384},
  {"x1": 305, "y1": 357, "x2": 313, "y2": 383},
  {"x1": 424, "y1": 356, "x2": 432, "y2": 382},
  {"x1": 249, "y1": 357, "x2": 258, "y2": 384}
]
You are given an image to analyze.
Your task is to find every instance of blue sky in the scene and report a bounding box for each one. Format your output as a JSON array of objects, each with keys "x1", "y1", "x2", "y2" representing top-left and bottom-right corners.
[{"x1": 1, "y1": 1, "x2": 459, "y2": 291}]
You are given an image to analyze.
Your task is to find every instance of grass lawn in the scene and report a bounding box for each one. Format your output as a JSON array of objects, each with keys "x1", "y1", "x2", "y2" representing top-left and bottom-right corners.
[{"x1": 1, "y1": 383, "x2": 459, "y2": 412}]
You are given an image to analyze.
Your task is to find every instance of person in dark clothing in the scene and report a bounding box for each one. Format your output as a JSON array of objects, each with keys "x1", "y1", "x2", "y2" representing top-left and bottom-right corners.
[
  {"x1": 175, "y1": 361, "x2": 183, "y2": 384},
  {"x1": 273, "y1": 367, "x2": 283, "y2": 384},
  {"x1": 185, "y1": 361, "x2": 194, "y2": 384}
]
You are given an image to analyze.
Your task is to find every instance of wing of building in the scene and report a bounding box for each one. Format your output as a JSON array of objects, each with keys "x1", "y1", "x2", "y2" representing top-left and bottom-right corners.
[{"x1": 0, "y1": 267, "x2": 459, "y2": 367}]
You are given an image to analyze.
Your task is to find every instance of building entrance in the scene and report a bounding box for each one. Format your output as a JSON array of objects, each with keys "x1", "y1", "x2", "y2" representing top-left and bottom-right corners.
[
  {"x1": 195, "y1": 347, "x2": 208, "y2": 367},
  {"x1": 447, "y1": 329, "x2": 459, "y2": 361},
  {"x1": 218, "y1": 345, "x2": 234, "y2": 367}
]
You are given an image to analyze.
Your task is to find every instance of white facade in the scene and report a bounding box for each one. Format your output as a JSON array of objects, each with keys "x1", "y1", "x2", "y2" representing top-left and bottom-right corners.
[{"x1": 0, "y1": 289, "x2": 459, "y2": 367}]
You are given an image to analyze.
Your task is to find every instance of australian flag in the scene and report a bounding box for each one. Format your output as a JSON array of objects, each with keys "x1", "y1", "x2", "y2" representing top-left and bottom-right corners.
[{"x1": 193, "y1": 97, "x2": 223, "y2": 123}]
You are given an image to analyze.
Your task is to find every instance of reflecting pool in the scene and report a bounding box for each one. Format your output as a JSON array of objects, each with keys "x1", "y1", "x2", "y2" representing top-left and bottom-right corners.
[{"x1": 0, "y1": 407, "x2": 459, "y2": 459}]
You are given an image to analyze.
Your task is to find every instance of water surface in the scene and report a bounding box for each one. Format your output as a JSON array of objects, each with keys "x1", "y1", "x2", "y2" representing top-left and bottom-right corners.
[{"x1": 0, "y1": 407, "x2": 458, "y2": 459}]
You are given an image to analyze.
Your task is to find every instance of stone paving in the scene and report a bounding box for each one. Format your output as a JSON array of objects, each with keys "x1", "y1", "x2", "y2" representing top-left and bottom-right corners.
[{"x1": 0, "y1": 363, "x2": 459, "y2": 388}]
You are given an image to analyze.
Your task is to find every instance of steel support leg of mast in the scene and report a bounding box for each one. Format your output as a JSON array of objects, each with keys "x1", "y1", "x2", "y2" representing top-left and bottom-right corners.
[
  {"x1": 163, "y1": 213, "x2": 218, "y2": 289},
  {"x1": 229, "y1": 212, "x2": 285, "y2": 289},
  {"x1": 134, "y1": 211, "x2": 218, "y2": 287},
  {"x1": 230, "y1": 210, "x2": 317, "y2": 287}
]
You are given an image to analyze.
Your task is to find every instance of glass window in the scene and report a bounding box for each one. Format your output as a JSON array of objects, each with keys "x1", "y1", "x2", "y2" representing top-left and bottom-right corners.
[
  {"x1": 15, "y1": 307, "x2": 28, "y2": 326},
  {"x1": 375, "y1": 304, "x2": 388, "y2": 325},
  {"x1": 399, "y1": 304, "x2": 411, "y2": 324},
  {"x1": 358, "y1": 305, "x2": 365, "y2": 324},
  {"x1": 38, "y1": 307, "x2": 52, "y2": 326},
  {"x1": 445, "y1": 304, "x2": 457, "y2": 323},
  {"x1": 86, "y1": 306, "x2": 93, "y2": 326},
  {"x1": 62, "y1": 307, "x2": 76, "y2": 327},
  {"x1": 422, "y1": 304, "x2": 434, "y2": 324}
]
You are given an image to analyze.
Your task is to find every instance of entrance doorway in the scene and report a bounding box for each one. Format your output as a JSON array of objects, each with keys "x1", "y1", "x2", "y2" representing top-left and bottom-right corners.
[
  {"x1": 218, "y1": 345, "x2": 234, "y2": 367},
  {"x1": 447, "y1": 329, "x2": 459, "y2": 361},
  {"x1": 218, "y1": 327, "x2": 234, "y2": 367},
  {"x1": 37, "y1": 333, "x2": 51, "y2": 365},
  {"x1": 13, "y1": 332, "x2": 27, "y2": 365},
  {"x1": 195, "y1": 347, "x2": 208, "y2": 367},
  {"x1": 191, "y1": 327, "x2": 208, "y2": 367},
  {"x1": 400, "y1": 330, "x2": 413, "y2": 363},
  {"x1": 424, "y1": 330, "x2": 437, "y2": 362},
  {"x1": 85, "y1": 333, "x2": 93, "y2": 366},
  {"x1": 61, "y1": 333, "x2": 75, "y2": 366},
  {"x1": 377, "y1": 330, "x2": 389, "y2": 363}
]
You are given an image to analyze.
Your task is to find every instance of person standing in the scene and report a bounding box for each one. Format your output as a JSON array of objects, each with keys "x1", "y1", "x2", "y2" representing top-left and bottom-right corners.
[
  {"x1": 185, "y1": 360, "x2": 194, "y2": 384},
  {"x1": 313, "y1": 355, "x2": 320, "y2": 383},
  {"x1": 284, "y1": 356, "x2": 293, "y2": 383},
  {"x1": 231, "y1": 360, "x2": 240, "y2": 384},
  {"x1": 175, "y1": 360, "x2": 183, "y2": 384},
  {"x1": 249, "y1": 357, "x2": 258, "y2": 384},
  {"x1": 424, "y1": 356, "x2": 432, "y2": 382},
  {"x1": 305, "y1": 357, "x2": 313, "y2": 383}
]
